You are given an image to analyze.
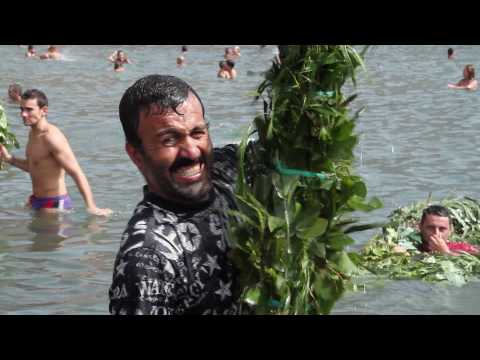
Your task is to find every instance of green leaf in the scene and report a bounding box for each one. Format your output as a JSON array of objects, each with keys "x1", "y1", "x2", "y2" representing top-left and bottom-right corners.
[
  {"x1": 334, "y1": 120, "x2": 355, "y2": 141},
  {"x1": 294, "y1": 205, "x2": 324, "y2": 231},
  {"x1": 245, "y1": 287, "x2": 261, "y2": 306},
  {"x1": 330, "y1": 251, "x2": 358, "y2": 275},
  {"x1": 351, "y1": 181, "x2": 367, "y2": 198},
  {"x1": 347, "y1": 195, "x2": 383, "y2": 212},
  {"x1": 328, "y1": 234, "x2": 355, "y2": 250},
  {"x1": 297, "y1": 217, "x2": 328, "y2": 239},
  {"x1": 267, "y1": 215, "x2": 285, "y2": 233},
  {"x1": 344, "y1": 222, "x2": 384, "y2": 234},
  {"x1": 309, "y1": 241, "x2": 326, "y2": 258}
]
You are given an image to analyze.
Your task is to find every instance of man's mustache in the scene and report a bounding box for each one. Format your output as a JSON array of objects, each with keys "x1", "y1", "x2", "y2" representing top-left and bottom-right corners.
[{"x1": 170, "y1": 156, "x2": 206, "y2": 172}]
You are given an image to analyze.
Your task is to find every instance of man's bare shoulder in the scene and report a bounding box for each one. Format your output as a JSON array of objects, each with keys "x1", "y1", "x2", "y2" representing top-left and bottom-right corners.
[{"x1": 42, "y1": 124, "x2": 69, "y2": 148}]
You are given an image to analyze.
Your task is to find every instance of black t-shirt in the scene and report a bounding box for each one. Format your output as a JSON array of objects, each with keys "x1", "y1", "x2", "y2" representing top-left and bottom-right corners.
[{"x1": 109, "y1": 145, "x2": 240, "y2": 315}]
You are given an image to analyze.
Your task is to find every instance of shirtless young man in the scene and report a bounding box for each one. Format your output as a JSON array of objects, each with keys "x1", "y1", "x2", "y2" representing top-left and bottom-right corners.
[
  {"x1": 0, "y1": 89, "x2": 112, "y2": 216},
  {"x1": 448, "y1": 64, "x2": 478, "y2": 91},
  {"x1": 40, "y1": 46, "x2": 62, "y2": 60}
]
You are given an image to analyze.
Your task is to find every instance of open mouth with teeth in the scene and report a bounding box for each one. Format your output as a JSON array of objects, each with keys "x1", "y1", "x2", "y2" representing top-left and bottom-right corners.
[{"x1": 171, "y1": 162, "x2": 205, "y2": 184}]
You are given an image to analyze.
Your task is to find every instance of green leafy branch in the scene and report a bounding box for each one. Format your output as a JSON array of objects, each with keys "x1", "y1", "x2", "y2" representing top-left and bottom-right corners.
[
  {"x1": 0, "y1": 104, "x2": 19, "y2": 170},
  {"x1": 229, "y1": 45, "x2": 382, "y2": 314}
]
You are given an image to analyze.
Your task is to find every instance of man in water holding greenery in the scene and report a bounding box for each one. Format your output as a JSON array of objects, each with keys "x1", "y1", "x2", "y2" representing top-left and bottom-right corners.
[{"x1": 394, "y1": 205, "x2": 480, "y2": 256}]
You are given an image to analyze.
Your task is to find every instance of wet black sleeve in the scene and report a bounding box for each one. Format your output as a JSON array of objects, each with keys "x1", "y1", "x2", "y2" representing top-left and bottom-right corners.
[
  {"x1": 109, "y1": 247, "x2": 178, "y2": 315},
  {"x1": 213, "y1": 144, "x2": 239, "y2": 186}
]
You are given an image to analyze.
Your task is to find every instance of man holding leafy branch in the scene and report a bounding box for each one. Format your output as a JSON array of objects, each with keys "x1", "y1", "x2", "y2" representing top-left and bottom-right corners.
[{"x1": 110, "y1": 45, "x2": 379, "y2": 315}]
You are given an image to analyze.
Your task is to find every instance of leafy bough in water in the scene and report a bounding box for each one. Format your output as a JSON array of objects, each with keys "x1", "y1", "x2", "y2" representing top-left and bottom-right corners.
[
  {"x1": 0, "y1": 104, "x2": 19, "y2": 170},
  {"x1": 352, "y1": 196, "x2": 480, "y2": 286},
  {"x1": 228, "y1": 45, "x2": 382, "y2": 314}
]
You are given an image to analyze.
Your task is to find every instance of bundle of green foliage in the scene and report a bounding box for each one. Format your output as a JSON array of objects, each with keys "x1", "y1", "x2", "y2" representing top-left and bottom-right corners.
[
  {"x1": 228, "y1": 45, "x2": 382, "y2": 314},
  {"x1": 351, "y1": 197, "x2": 480, "y2": 287},
  {"x1": 0, "y1": 104, "x2": 19, "y2": 170}
]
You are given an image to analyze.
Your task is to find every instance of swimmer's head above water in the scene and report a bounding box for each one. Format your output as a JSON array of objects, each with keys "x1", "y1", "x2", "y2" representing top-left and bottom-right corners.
[
  {"x1": 464, "y1": 64, "x2": 475, "y2": 80},
  {"x1": 8, "y1": 83, "x2": 22, "y2": 103}
]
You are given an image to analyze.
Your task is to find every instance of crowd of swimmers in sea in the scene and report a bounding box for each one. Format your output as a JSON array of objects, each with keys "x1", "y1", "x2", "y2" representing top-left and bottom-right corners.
[
  {"x1": 7, "y1": 46, "x2": 475, "y2": 109},
  {"x1": 6, "y1": 44, "x2": 264, "y2": 108},
  {"x1": 19, "y1": 45, "x2": 476, "y2": 89},
  {"x1": 20, "y1": 45, "x2": 250, "y2": 79},
  {"x1": 8, "y1": 46, "x2": 476, "y2": 113},
  {"x1": 7, "y1": 45, "x2": 286, "y2": 108}
]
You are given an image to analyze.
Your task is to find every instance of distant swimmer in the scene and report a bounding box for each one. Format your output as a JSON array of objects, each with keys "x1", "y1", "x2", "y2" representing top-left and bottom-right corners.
[
  {"x1": 114, "y1": 60, "x2": 125, "y2": 72},
  {"x1": 224, "y1": 46, "x2": 241, "y2": 61},
  {"x1": 232, "y1": 46, "x2": 241, "y2": 57},
  {"x1": 223, "y1": 47, "x2": 235, "y2": 61},
  {"x1": 217, "y1": 60, "x2": 237, "y2": 80},
  {"x1": 217, "y1": 61, "x2": 229, "y2": 79},
  {"x1": 225, "y1": 60, "x2": 237, "y2": 79},
  {"x1": 109, "y1": 50, "x2": 131, "y2": 65},
  {"x1": 0, "y1": 89, "x2": 112, "y2": 216},
  {"x1": 448, "y1": 47, "x2": 455, "y2": 60},
  {"x1": 39, "y1": 46, "x2": 62, "y2": 60},
  {"x1": 8, "y1": 84, "x2": 22, "y2": 104},
  {"x1": 25, "y1": 45, "x2": 36, "y2": 58},
  {"x1": 392, "y1": 205, "x2": 480, "y2": 256},
  {"x1": 176, "y1": 45, "x2": 188, "y2": 67},
  {"x1": 448, "y1": 64, "x2": 478, "y2": 91}
]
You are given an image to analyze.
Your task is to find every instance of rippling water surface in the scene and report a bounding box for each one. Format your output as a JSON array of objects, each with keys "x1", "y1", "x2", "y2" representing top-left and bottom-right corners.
[{"x1": 1, "y1": 45, "x2": 478, "y2": 314}]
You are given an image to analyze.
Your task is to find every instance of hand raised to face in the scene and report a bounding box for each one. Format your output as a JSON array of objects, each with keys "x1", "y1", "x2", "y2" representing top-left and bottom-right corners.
[{"x1": 427, "y1": 234, "x2": 450, "y2": 254}]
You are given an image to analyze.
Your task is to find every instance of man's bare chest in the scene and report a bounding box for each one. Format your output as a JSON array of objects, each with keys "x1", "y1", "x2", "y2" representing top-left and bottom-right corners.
[{"x1": 26, "y1": 135, "x2": 51, "y2": 165}]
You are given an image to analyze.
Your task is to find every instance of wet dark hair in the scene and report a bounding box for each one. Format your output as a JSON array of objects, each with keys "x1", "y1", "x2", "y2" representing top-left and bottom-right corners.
[
  {"x1": 448, "y1": 48, "x2": 454, "y2": 56},
  {"x1": 226, "y1": 60, "x2": 235, "y2": 68},
  {"x1": 219, "y1": 60, "x2": 226, "y2": 69},
  {"x1": 119, "y1": 74, "x2": 205, "y2": 148},
  {"x1": 421, "y1": 205, "x2": 451, "y2": 224},
  {"x1": 114, "y1": 61, "x2": 122, "y2": 70},
  {"x1": 181, "y1": 45, "x2": 188, "y2": 52},
  {"x1": 21, "y1": 89, "x2": 48, "y2": 108},
  {"x1": 28, "y1": 45, "x2": 34, "y2": 51}
]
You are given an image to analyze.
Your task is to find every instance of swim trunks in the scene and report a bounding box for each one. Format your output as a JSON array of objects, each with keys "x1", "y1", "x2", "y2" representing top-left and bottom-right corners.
[{"x1": 28, "y1": 194, "x2": 73, "y2": 210}]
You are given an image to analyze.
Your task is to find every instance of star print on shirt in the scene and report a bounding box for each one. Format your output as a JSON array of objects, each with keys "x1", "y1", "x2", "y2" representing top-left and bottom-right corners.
[
  {"x1": 203, "y1": 254, "x2": 222, "y2": 276},
  {"x1": 178, "y1": 222, "x2": 201, "y2": 252},
  {"x1": 109, "y1": 145, "x2": 242, "y2": 315},
  {"x1": 115, "y1": 259, "x2": 128, "y2": 278},
  {"x1": 214, "y1": 280, "x2": 232, "y2": 301}
]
